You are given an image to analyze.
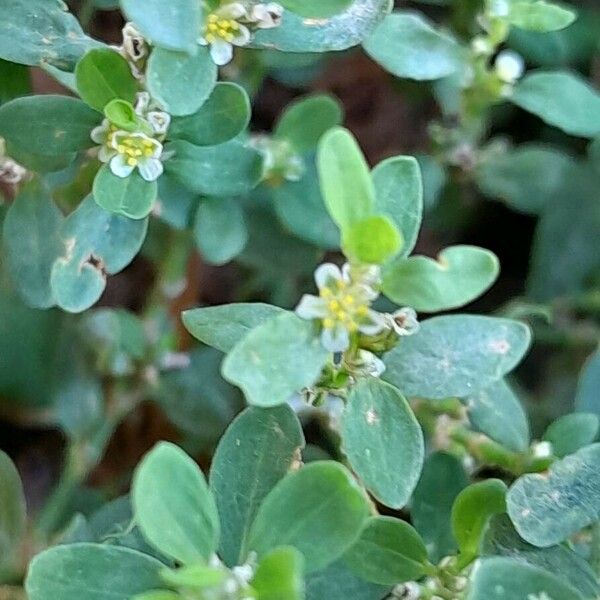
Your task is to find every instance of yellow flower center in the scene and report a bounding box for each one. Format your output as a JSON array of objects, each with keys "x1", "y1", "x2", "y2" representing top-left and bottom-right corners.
[
  {"x1": 114, "y1": 136, "x2": 156, "y2": 167},
  {"x1": 319, "y1": 279, "x2": 370, "y2": 332},
  {"x1": 204, "y1": 13, "x2": 241, "y2": 44}
]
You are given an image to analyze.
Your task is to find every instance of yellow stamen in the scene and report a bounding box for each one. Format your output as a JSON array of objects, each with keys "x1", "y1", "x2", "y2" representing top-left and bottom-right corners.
[{"x1": 323, "y1": 318, "x2": 335, "y2": 329}]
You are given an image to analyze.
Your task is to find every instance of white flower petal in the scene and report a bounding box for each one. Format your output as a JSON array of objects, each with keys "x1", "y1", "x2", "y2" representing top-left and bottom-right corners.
[
  {"x1": 314, "y1": 263, "x2": 343, "y2": 290},
  {"x1": 231, "y1": 24, "x2": 251, "y2": 47},
  {"x1": 217, "y1": 2, "x2": 247, "y2": 19},
  {"x1": 110, "y1": 154, "x2": 135, "y2": 178},
  {"x1": 358, "y1": 310, "x2": 387, "y2": 336},
  {"x1": 98, "y1": 145, "x2": 117, "y2": 163},
  {"x1": 390, "y1": 307, "x2": 420, "y2": 336},
  {"x1": 138, "y1": 157, "x2": 164, "y2": 182},
  {"x1": 91, "y1": 122, "x2": 109, "y2": 144},
  {"x1": 210, "y1": 39, "x2": 234, "y2": 66},
  {"x1": 295, "y1": 295, "x2": 328, "y2": 320},
  {"x1": 148, "y1": 111, "x2": 171, "y2": 135},
  {"x1": 251, "y1": 3, "x2": 283, "y2": 28},
  {"x1": 134, "y1": 91, "x2": 151, "y2": 115},
  {"x1": 321, "y1": 325, "x2": 350, "y2": 353}
]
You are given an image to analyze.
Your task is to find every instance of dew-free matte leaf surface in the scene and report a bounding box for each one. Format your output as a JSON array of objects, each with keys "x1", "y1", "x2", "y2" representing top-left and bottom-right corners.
[
  {"x1": 170, "y1": 83, "x2": 251, "y2": 146},
  {"x1": 343, "y1": 517, "x2": 428, "y2": 585},
  {"x1": 372, "y1": 156, "x2": 423, "y2": 257},
  {"x1": 182, "y1": 303, "x2": 287, "y2": 353},
  {"x1": 0, "y1": 0, "x2": 102, "y2": 69},
  {"x1": 246, "y1": 461, "x2": 369, "y2": 572},
  {"x1": 193, "y1": 197, "x2": 248, "y2": 265},
  {"x1": 382, "y1": 245, "x2": 499, "y2": 312},
  {"x1": 482, "y1": 514, "x2": 600, "y2": 599},
  {"x1": 451, "y1": 479, "x2": 507, "y2": 562},
  {"x1": 364, "y1": 12, "x2": 462, "y2": 80},
  {"x1": 120, "y1": 0, "x2": 201, "y2": 54},
  {"x1": 411, "y1": 452, "x2": 468, "y2": 562},
  {"x1": 147, "y1": 47, "x2": 217, "y2": 117},
  {"x1": 576, "y1": 350, "x2": 600, "y2": 414},
  {"x1": 383, "y1": 315, "x2": 531, "y2": 399},
  {"x1": 508, "y1": 443, "x2": 600, "y2": 547},
  {"x1": 93, "y1": 166, "x2": 157, "y2": 219},
  {"x1": 251, "y1": 546, "x2": 304, "y2": 600},
  {"x1": 279, "y1": 0, "x2": 352, "y2": 18},
  {"x1": 543, "y1": 413, "x2": 599, "y2": 458},
  {"x1": 25, "y1": 543, "x2": 165, "y2": 600},
  {"x1": 275, "y1": 95, "x2": 343, "y2": 153},
  {"x1": 342, "y1": 215, "x2": 402, "y2": 265},
  {"x1": 3, "y1": 181, "x2": 63, "y2": 308},
  {"x1": 463, "y1": 379, "x2": 530, "y2": 453},
  {"x1": 132, "y1": 442, "x2": 220, "y2": 564},
  {"x1": 166, "y1": 140, "x2": 263, "y2": 197},
  {"x1": 342, "y1": 379, "x2": 423, "y2": 508},
  {"x1": 510, "y1": 1, "x2": 576, "y2": 32},
  {"x1": 0, "y1": 451, "x2": 26, "y2": 564},
  {"x1": 75, "y1": 48, "x2": 138, "y2": 112},
  {"x1": 222, "y1": 312, "x2": 329, "y2": 407},
  {"x1": 210, "y1": 405, "x2": 305, "y2": 566},
  {"x1": 317, "y1": 127, "x2": 375, "y2": 230},
  {"x1": 512, "y1": 71, "x2": 600, "y2": 138},
  {"x1": 250, "y1": 0, "x2": 390, "y2": 52},
  {"x1": 0, "y1": 96, "x2": 101, "y2": 155},
  {"x1": 467, "y1": 557, "x2": 583, "y2": 600}
]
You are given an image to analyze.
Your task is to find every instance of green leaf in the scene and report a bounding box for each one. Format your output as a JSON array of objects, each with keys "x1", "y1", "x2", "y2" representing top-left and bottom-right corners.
[
  {"x1": 306, "y1": 560, "x2": 390, "y2": 600},
  {"x1": 50, "y1": 195, "x2": 148, "y2": 313},
  {"x1": 0, "y1": 95, "x2": 101, "y2": 155},
  {"x1": 93, "y1": 165, "x2": 157, "y2": 219},
  {"x1": 132, "y1": 591, "x2": 179, "y2": 600},
  {"x1": 364, "y1": 12, "x2": 462, "y2": 80},
  {"x1": 193, "y1": 197, "x2": 248, "y2": 265},
  {"x1": 342, "y1": 215, "x2": 403, "y2": 265},
  {"x1": 317, "y1": 127, "x2": 375, "y2": 230},
  {"x1": 383, "y1": 315, "x2": 531, "y2": 399},
  {"x1": 0, "y1": 0, "x2": 102, "y2": 70},
  {"x1": 543, "y1": 413, "x2": 599, "y2": 458},
  {"x1": 25, "y1": 543, "x2": 165, "y2": 600},
  {"x1": 0, "y1": 59, "x2": 30, "y2": 105},
  {"x1": 507, "y1": 443, "x2": 600, "y2": 547},
  {"x1": 275, "y1": 94, "x2": 344, "y2": 153},
  {"x1": 343, "y1": 517, "x2": 428, "y2": 585},
  {"x1": 250, "y1": 0, "x2": 390, "y2": 52},
  {"x1": 576, "y1": 350, "x2": 600, "y2": 414},
  {"x1": 132, "y1": 442, "x2": 220, "y2": 564},
  {"x1": 3, "y1": 180, "x2": 64, "y2": 308},
  {"x1": 510, "y1": 1, "x2": 577, "y2": 33},
  {"x1": 210, "y1": 405, "x2": 305, "y2": 567},
  {"x1": 166, "y1": 139, "x2": 263, "y2": 196},
  {"x1": 222, "y1": 313, "x2": 329, "y2": 407},
  {"x1": 169, "y1": 82, "x2": 251, "y2": 146},
  {"x1": 411, "y1": 452, "x2": 468, "y2": 562},
  {"x1": 279, "y1": 0, "x2": 352, "y2": 18},
  {"x1": 482, "y1": 514, "x2": 600, "y2": 599},
  {"x1": 182, "y1": 303, "x2": 286, "y2": 353},
  {"x1": 104, "y1": 99, "x2": 143, "y2": 132},
  {"x1": 246, "y1": 461, "x2": 370, "y2": 572},
  {"x1": 120, "y1": 0, "x2": 201, "y2": 54},
  {"x1": 147, "y1": 47, "x2": 217, "y2": 117},
  {"x1": 467, "y1": 557, "x2": 583, "y2": 600},
  {"x1": 382, "y1": 245, "x2": 499, "y2": 312},
  {"x1": 160, "y1": 564, "x2": 228, "y2": 589},
  {"x1": 75, "y1": 48, "x2": 138, "y2": 112},
  {"x1": 451, "y1": 480, "x2": 507, "y2": 564},
  {"x1": 251, "y1": 547, "x2": 304, "y2": 600},
  {"x1": 342, "y1": 379, "x2": 424, "y2": 508},
  {"x1": 372, "y1": 156, "x2": 423, "y2": 257},
  {"x1": 0, "y1": 451, "x2": 26, "y2": 566},
  {"x1": 475, "y1": 144, "x2": 576, "y2": 215},
  {"x1": 463, "y1": 380, "x2": 530, "y2": 453},
  {"x1": 512, "y1": 71, "x2": 600, "y2": 138},
  {"x1": 156, "y1": 173, "x2": 198, "y2": 230}
]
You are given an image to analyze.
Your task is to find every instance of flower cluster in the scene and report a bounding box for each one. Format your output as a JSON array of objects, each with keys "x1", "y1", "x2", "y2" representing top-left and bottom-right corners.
[
  {"x1": 251, "y1": 135, "x2": 305, "y2": 186},
  {"x1": 296, "y1": 262, "x2": 419, "y2": 353},
  {"x1": 91, "y1": 93, "x2": 170, "y2": 182},
  {"x1": 200, "y1": 2, "x2": 283, "y2": 65}
]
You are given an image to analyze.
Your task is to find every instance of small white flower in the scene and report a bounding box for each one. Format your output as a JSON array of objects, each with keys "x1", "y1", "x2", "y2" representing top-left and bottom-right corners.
[
  {"x1": 488, "y1": 0, "x2": 510, "y2": 18},
  {"x1": 249, "y1": 2, "x2": 284, "y2": 28},
  {"x1": 200, "y1": 3, "x2": 252, "y2": 66},
  {"x1": 385, "y1": 307, "x2": 420, "y2": 337},
  {"x1": 472, "y1": 36, "x2": 492, "y2": 55},
  {"x1": 296, "y1": 263, "x2": 386, "y2": 353},
  {"x1": 147, "y1": 111, "x2": 171, "y2": 136},
  {"x1": 495, "y1": 50, "x2": 525, "y2": 84},
  {"x1": 106, "y1": 131, "x2": 164, "y2": 181},
  {"x1": 391, "y1": 581, "x2": 421, "y2": 600},
  {"x1": 532, "y1": 440, "x2": 553, "y2": 459},
  {"x1": 251, "y1": 135, "x2": 305, "y2": 184}
]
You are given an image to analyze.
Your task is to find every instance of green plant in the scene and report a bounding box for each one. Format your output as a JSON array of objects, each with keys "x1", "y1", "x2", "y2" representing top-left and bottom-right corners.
[{"x1": 0, "y1": 0, "x2": 598, "y2": 599}]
